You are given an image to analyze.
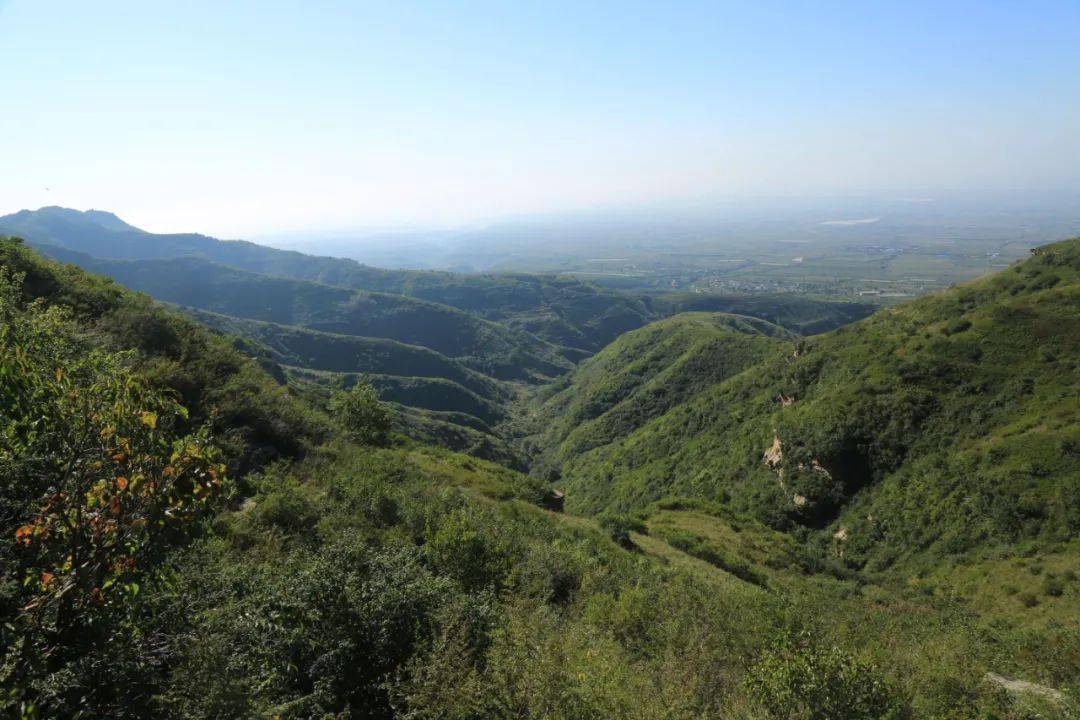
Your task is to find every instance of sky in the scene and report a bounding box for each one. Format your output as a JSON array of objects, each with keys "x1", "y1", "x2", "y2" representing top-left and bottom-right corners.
[{"x1": 1, "y1": 0, "x2": 1079, "y2": 237}]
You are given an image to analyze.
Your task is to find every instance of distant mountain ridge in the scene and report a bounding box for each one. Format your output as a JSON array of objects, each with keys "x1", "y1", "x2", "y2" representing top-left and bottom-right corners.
[
  {"x1": 0, "y1": 206, "x2": 872, "y2": 349},
  {"x1": 0, "y1": 206, "x2": 875, "y2": 455},
  {"x1": 0, "y1": 206, "x2": 656, "y2": 352}
]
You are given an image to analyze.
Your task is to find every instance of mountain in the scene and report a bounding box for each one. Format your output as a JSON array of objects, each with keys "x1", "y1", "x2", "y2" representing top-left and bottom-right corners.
[
  {"x1": 0, "y1": 207, "x2": 657, "y2": 352},
  {"x1": 650, "y1": 292, "x2": 876, "y2": 336},
  {"x1": 524, "y1": 312, "x2": 793, "y2": 479},
  {"x1": 5, "y1": 235, "x2": 1078, "y2": 719},
  {"x1": 541, "y1": 239, "x2": 1080, "y2": 576},
  {"x1": 1, "y1": 207, "x2": 875, "y2": 445},
  {"x1": 0, "y1": 207, "x2": 873, "y2": 351},
  {"x1": 188, "y1": 309, "x2": 510, "y2": 403},
  {"x1": 28, "y1": 247, "x2": 576, "y2": 381}
]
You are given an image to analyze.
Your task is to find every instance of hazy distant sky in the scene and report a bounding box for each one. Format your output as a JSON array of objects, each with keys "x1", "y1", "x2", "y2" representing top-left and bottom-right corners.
[{"x1": 2, "y1": 1, "x2": 1078, "y2": 236}]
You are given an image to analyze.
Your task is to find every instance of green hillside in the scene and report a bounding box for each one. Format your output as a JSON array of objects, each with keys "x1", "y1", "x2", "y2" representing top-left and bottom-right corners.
[
  {"x1": 522, "y1": 312, "x2": 793, "y2": 478},
  {"x1": 32, "y1": 248, "x2": 575, "y2": 381},
  {"x1": 651, "y1": 292, "x2": 877, "y2": 336},
  {"x1": 4, "y1": 236, "x2": 1078, "y2": 719},
  {"x1": 0, "y1": 208, "x2": 656, "y2": 352},
  {"x1": 187, "y1": 309, "x2": 511, "y2": 403},
  {"x1": 7, "y1": 209, "x2": 876, "y2": 445},
  {"x1": 548, "y1": 239, "x2": 1080, "y2": 576},
  {"x1": 0, "y1": 238, "x2": 327, "y2": 472},
  {"x1": 2, "y1": 207, "x2": 872, "y2": 354}
]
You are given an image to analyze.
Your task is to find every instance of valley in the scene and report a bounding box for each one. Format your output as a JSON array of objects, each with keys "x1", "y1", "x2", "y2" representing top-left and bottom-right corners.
[{"x1": 1, "y1": 211, "x2": 1077, "y2": 719}]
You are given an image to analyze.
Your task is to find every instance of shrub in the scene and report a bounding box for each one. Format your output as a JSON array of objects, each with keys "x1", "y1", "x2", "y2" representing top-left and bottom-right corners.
[
  {"x1": 1042, "y1": 575, "x2": 1065, "y2": 597},
  {"x1": 746, "y1": 629, "x2": 909, "y2": 720},
  {"x1": 330, "y1": 382, "x2": 392, "y2": 445},
  {"x1": 597, "y1": 514, "x2": 644, "y2": 549},
  {"x1": 424, "y1": 505, "x2": 514, "y2": 590}
]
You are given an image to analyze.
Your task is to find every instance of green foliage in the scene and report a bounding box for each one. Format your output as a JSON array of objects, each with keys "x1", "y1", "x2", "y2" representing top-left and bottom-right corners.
[
  {"x1": 0, "y1": 266, "x2": 225, "y2": 712},
  {"x1": 652, "y1": 293, "x2": 874, "y2": 336},
  {"x1": 544, "y1": 238, "x2": 1080, "y2": 577},
  {"x1": 597, "y1": 513, "x2": 645, "y2": 549},
  {"x1": 524, "y1": 312, "x2": 785, "y2": 475},
  {"x1": 2, "y1": 230, "x2": 1078, "y2": 720},
  {"x1": 746, "y1": 629, "x2": 909, "y2": 720},
  {"x1": 330, "y1": 382, "x2": 392, "y2": 445},
  {"x1": 0, "y1": 237, "x2": 328, "y2": 470}
]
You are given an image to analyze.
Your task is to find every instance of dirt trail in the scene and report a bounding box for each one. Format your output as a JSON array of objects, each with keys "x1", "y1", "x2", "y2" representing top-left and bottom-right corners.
[{"x1": 985, "y1": 672, "x2": 1063, "y2": 702}]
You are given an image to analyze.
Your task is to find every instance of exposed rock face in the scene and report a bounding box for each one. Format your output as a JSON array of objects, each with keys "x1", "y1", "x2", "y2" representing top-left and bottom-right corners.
[{"x1": 763, "y1": 435, "x2": 783, "y2": 469}]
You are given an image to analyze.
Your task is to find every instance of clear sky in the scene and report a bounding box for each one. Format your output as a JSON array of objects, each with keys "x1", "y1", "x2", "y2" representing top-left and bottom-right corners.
[{"x1": 1, "y1": 1, "x2": 1078, "y2": 236}]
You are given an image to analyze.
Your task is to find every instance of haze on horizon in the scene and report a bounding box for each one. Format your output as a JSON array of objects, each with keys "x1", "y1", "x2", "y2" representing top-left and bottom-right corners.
[{"x1": 2, "y1": 0, "x2": 1079, "y2": 238}]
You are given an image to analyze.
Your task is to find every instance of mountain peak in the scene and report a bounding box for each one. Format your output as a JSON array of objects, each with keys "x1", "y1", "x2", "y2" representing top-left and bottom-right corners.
[{"x1": 27, "y1": 206, "x2": 142, "y2": 233}]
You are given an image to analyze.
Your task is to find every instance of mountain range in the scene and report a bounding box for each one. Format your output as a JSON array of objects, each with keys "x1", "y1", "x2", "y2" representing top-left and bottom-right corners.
[
  {"x1": 0, "y1": 207, "x2": 873, "y2": 460},
  {"x1": 2, "y1": 208, "x2": 1077, "y2": 718}
]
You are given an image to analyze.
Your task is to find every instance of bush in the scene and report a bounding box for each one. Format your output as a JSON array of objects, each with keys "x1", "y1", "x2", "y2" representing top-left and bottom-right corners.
[
  {"x1": 1043, "y1": 575, "x2": 1065, "y2": 597},
  {"x1": 746, "y1": 629, "x2": 909, "y2": 720},
  {"x1": 330, "y1": 382, "x2": 392, "y2": 445},
  {"x1": 597, "y1": 514, "x2": 644, "y2": 549}
]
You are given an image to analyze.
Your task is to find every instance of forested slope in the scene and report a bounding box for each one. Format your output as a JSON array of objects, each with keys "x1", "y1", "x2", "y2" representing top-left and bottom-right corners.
[
  {"x1": 30, "y1": 247, "x2": 575, "y2": 381},
  {"x1": 547, "y1": 239, "x2": 1080, "y2": 577},
  {"x1": 0, "y1": 207, "x2": 656, "y2": 352},
  {"x1": 524, "y1": 312, "x2": 793, "y2": 478},
  {"x1": 3, "y1": 236, "x2": 1078, "y2": 719}
]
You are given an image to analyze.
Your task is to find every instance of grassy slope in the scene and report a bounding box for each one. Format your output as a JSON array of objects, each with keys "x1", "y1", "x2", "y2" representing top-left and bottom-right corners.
[
  {"x1": 163, "y1": 440, "x2": 1078, "y2": 718},
  {"x1": 545, "y1": 239, "x2": 1079, "y2": 633},
  {"x1": 559, "y1": 239, "x2": 1077, "y2": 527},
  {"x1": 187, "y1": 309, "x2": 510, "y2": 402},
  {"x1": 5, "y1": 235, "x2": 1075, "y2": 718},
  {"x1": 522, "y1": 312, "x2": 793, "y2": 477}
]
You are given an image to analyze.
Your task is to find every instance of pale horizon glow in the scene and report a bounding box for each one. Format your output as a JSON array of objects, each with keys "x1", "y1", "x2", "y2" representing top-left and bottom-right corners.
[{"x1": 1, "y1": 1, "x2": 1079, "y2": 237}]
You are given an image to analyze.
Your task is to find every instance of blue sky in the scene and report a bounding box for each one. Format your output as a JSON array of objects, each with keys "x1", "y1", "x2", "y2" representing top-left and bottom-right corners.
[{"x1": 1, "y1": 1, "x2": 1078, "y2": 235}]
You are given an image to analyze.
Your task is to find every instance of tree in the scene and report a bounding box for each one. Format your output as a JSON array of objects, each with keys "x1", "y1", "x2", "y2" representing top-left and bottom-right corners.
[
  {"x1": 1, "y1": 268, "x2": 224, "y2": 633},
  {"x1": 330, "y1": 382, "x2": 391, "y2": 445}
]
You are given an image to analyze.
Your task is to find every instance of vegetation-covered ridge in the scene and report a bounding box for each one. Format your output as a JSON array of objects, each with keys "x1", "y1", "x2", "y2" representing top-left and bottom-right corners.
[
  {"x1": 544, "y1": 238, "x2": 1079, "y2": 581},
  {"x1": 2, "y1": 207, "x2": 874, "y2": 445},
  {"x1": 0, "y1": 207, "x2": 657, "y2": 353},
  {"x1": 2, "y1": 235, "x2": 1078, "y2": 718},
  {"x1": 30, "y1": 247, "x2": 577, "y2": 380},
  {"x1": 522, "y1": 312, "x2": 792, "y2": 478}
]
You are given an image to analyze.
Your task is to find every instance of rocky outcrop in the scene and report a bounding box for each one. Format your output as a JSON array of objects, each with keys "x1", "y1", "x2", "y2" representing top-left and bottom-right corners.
[{"x1": 763, "y1": 435, "x2": 783, "y2": 469}]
